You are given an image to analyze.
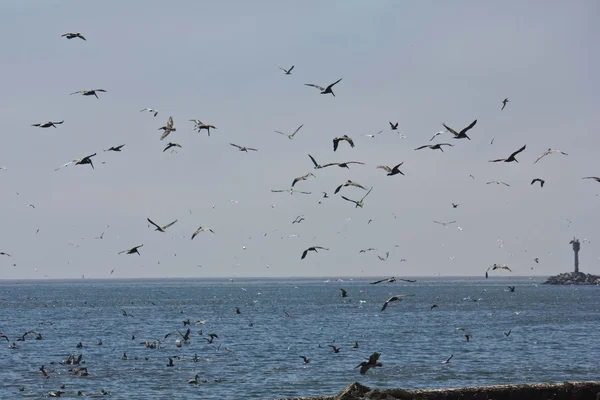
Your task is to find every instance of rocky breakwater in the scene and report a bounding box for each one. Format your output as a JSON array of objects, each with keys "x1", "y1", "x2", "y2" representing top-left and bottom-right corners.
[
  {"x1": 275, "y1": 381, "x2": 600, "y2": 400},
  {"x1": 544, "y1": 271, "x2": 600, "y2": 285}
]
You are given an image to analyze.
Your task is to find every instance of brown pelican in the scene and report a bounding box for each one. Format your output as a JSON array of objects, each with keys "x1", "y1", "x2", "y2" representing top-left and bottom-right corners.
[
  {"x1": 380, "y1": 294, "x2": 415, "y2": 311},
  {"x1": 190, "y1": 120, "x2": 217, "y2": 136},
  {"x1": 322, "y1": 161, "x2": 364, "y2": 169},
  {"x1": 501, "y1": 98, "x2": 509, "y2": 110},
  {"x1": 489, "y1": 145, "x2": 526, "y2": 163},
  {"x1": 486, "y1": 180, "x2": 510, "y2": 186},
  {"x1": 582, "y1": 176, "x2": 600, "y2": 183},
  {"x1": 271, "y1": 188, "x2": 311, "y2": 195},
  {"x1": 292, "y1": 173, "x2": 315, "y2": 187},
  {"x1": 334, "y1": 180, "x2": 367, "y2": 194},
  {"x1": 531, "y1": 178, "x2": 545, "y2": 187},
  {"x1": 191, "y1": 226, "x2": 214, "y2": 240},
  {"x1": 104, "y1": 145, "x2": 125, "y2": 152},
  {"x1": 333, "y1": 135, "x2": 354, "y2": 151},
  {"x1": 70, "y1": 89, "x2": 106, "y2": 98},
  {"x1": 443, "y1": 119, "x2": 477, "y2": 140},
  {"x1": 55, "y1": 153, "x2": 97, "y2": 171},
  {"x1": 433, "y1": 220, "x2": 456, "y2": 227},
  {"x1": 485, "y1": 264, "x2": 512, "y2": 278},
  {"x1": 159, "y1": 117, "x2": 176, "y2": 140},
  {"x1": 533, "y1": 148, "x2": 568, "y2": 164},
  {"x1": 299, "y1": 355, "x2": 310, "y2": 364},
  {"x1": 147, "y1": 218, "x2": 178, "y2": 233},
  {"x1": 301, "y1": 246, "x2": 329, "y2": 260},
  {"x1": 370, "y1": 277, "x2": 415, "y2": 284},
  {"x1": 279, "y1": 65, "x2": 294, "y2": 75},
  {"x1": 355, "y1": 352, "x2": 382, "y2": 374},
  {"x1": 163, "y1": 142, "x2": 182, "y2": 152},
  {"x1": 230, "y1": 143, "x2": 258, "y2": 152},
  {"x1": 341, "y1": 187, "x2": 373, "y2": 208},
  {"x1": 304, "y1": 78, "x2": 343, "y2": 96},
  {"x1": 377, "y1": 252, "x2": 389, "y2": 261},
  {"x1": 328, "y1": 345, "x2": 341, "y2": 353},
  {"x1": 140, "y1": 108, "x2": 158, "y2": 117},
  {"x1": 118, "y1": 244, "x2": 143, "y2": 256},
  {"x1": 275, "y1": 124, "x2": 304, "y2": 140},
  {"x1": 389, "y1": 122, "x2": 399, "y2": 130},
  {"x1": 377, "y1": 163, "x2": 404, "y2": 176},
  {"x1": 32, "y1": 120, "x2": 64, "y2": 128},
  {"x1": 414, "y1": 143, "x2": 454, "y2": 152},
  {"x1": 61, "y1": 32, "x2": 86, "y2": 40},
  {"x1": 340, "y1": 288, "x2": 347, "y2": 298}
]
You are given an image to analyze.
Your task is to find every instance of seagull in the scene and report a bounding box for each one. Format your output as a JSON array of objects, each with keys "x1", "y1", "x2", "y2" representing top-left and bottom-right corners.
[
  {"x1": 104, "y1": 145, "x2": 125, "y2": 152},
  {"x1": 271, "y1": 188, "x2": 311, "y2": 195},
  {"x1": 441, "y1": 354, "x2": 453, "y2": 364},
  {"x1": 533, "y1": 148, "x2": 568, "y2": 164},
  {"x1": 140, "y1": 108, "x2": 159, "y2": 117},
  {"x1": 32, "y1": 120, "x2": 64, "y2": 128},
  {"x1": 118, "y1": 245, "x2": 143, "y2": 256},
  {"x1": 279, "y1": 65, "x2": 294, "y2": 75},
  {"x1": 55, "y1": 153, "x2": 97, "y2": 171},
  {"x1": 443, "y1": 119, "x2": 477, "y2": 140},
  {"x1": 341, "y1": 187, "x2": 373, "y2": 208},
  {"x1": 489, "y1": 145, "x2": 526, "y2": 163},
  {"x1": 377, "y1": 163, "x2": 404, "y2": 176},
  {"x1": 275, "y1": 124, "x2": 304, "y2": 140},
  {"x1": 190, "y1": 120, "x2": 217, "y2": 136},
  {"x1": 301, "y1": 246, "x2": 329, "y2": 260},
  {"x1": 452, "y1": 203, "x2": 459, "y2": 208},
  {"x1": 61, "y1": 32, "x2": 86, "y2": 40},
  {"x1": 292, "y1": 173, "x2": 315, "y2": 187},
  {"x1": 433, "y1": 220, "x2": 456, "y2": 228},
  {"x1": 70, "y1": 89, "x2": 107, "y2": 99},
  {"x1": 486, "y1": 181, "x2": 510, "y2": 186},
  {"x1": 359, "y1": 248, "x2": 377, "y2": 254},
  {"x1": 381, "y1": 294, "x2": 415, "y2": 311},
  {"x1": 340, "y1": 288, "x2": 348, "y2": 298},
  {"x1": 334, "y1": 180, "x2": 367, "y2": 194},
  {"x1": 230, "y1": 143, "x2": 258, "y2": 152},
  {"x1": 292, "y1": 216, "x2": 305, "y2": 224},
  {"x1": 332, "y1": 135, "x2": 354, "y2": 151},
  {"x1": 414, "y1": 143, "x2": 454, "y2": 152},
  {"x1": 163, "y1": 142, "x2": 182, "y2": 152},
  {"x1": 389, "y1": 122, "x2": 399, "y2": 130},
  {"x1": 147, "y1": 218, "x2": 178, "y2": 233},
  {"x1": 299, "y1": 355, "x2": 310, "y2": 364},
  {"x1": 429, "y1": 130, "x2": 448, "y2": 141},
  {"x1": 355, "y1": 352, "x2": 382, "y2": 374},
  {"x1": 531, "y1": 178, "x2": 545, "y2": 187},
  {"x1": 377, "y1": 252, "x2": 389, "y2": 261},
  {"x1": 364, "y1": 130, "x2": 383, "y2": 138},
  {"x1": 582, "y1": 176, "x2": 600, "y2": 183},
  {"x1": 304, "y1": 78, "x2": 343, "y2": 96},
  {"x1": 159, "y1": 117, "x2": 176, "y2": 140},
  {"x1": 322, "y1": 161, "x2": 365, "y2": 169},
  {"x1": 191, "y1": 226, "x2": 214, "y2": 240},
  {"x1": 501, "y1": 98, "x2": 509, "y2": 111}
]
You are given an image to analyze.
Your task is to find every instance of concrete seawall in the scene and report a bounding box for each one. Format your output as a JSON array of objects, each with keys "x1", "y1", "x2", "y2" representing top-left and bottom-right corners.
[{"x1": 274, "y1": 381, "x2": 600, "y2": 400}]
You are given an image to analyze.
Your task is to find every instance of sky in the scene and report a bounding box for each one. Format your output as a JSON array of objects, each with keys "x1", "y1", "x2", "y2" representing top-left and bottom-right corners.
[{"x1": 0, "y1": 1, "x2": 599, "y2": 280}]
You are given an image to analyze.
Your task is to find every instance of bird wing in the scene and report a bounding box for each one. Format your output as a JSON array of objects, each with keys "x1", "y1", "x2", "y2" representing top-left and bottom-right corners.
[
  {"x1": 247, "y1": 147, "x2": 258, "y2": 151},
  {"x1": 288, "y1": 65, "x2": 294, "y2": 73},
  {"x1": 380, "y1": 300, "x2": 389, "y2": 311},
  {"x1": 370, "y1": 278, "x2": 386, "y2": 285},
  {"x1": 160, "y1": 130, "x2": 172, "y2": 140},
  {"x1": 301, "y1": 249, "x2": 308, "y2": 259},
  {"x1": 94, "y1": 89, "x2": 107, "y2": 93},
  {"x1": 54, "y1": 161, "x2": 75, "y2": 171},
  {"x1": 53, "y1": 120, "x2": 64, "y2": 125},
  {"x1": 147, "y1": 218, "x2": 162, "y2": 230},
  {"x1": 399, "y1": 279, "x2": 416, "y2": 282},
  {"x1": 346, "y1": 137, "x2": 355, "y2": 147},
  {"x1": 414, "y1": 145, "x2": 429, "y2": 150},
  {"x1": 304, "y1": 83, "x2": 325, "y2": 91},
  {"x1": 489, "y1": 158, "x2": 506, "y2": 163},
  {"x1": 501, "y1": 182, "x2": 510, "y2": 186},
  {"x1": 533, "y1": 150, "x2": 549, "y2": 164},
  {"x1": 377, "y1": 165, "x2": 392, "y2": 172},
  {"x1": 341, "y1": 196, "x2": 357, "y2": 205},
  {"x1": 327, "y1": 78, "x2": 343, "y2": 89},
  {"x1": 308, "y1": 154, "x2": 319, "y2": 168},
  {"x1": 162, "y1": 219, "x2": 178, "y2": 230},
  {"x1": 333, "y1": 138, "x2": 339, "y2": 152},
  {"x1": 346, "y1": 161, "x2": 365, "y2": 165},
  {"x1": 334, "y1": 184, "x2": 343, "y2": 194},
  {"x1": 360, "y1": 187, "x2": 373, "y2": 202},
  {"x1": 321, "y1": 162, "x2": 339, "y2": 168},
  {"x1": 460, "y1": 119, "x2": 477, "y2": 135},
  {"x1": 230, "y1": 143, "x2": 242, "y2": 150},
  {"x1": 69, "y1": 91, "x2": 83, "y2": 95},
  {"x1": 291, "y1": 124, "x2": 303, "y2": 137},
  {"x1": 274, "y1": 131, "x2": 288, "y2": 136},
  {"x1": 167, "y1": 117, "x2": 174, "y2": 129},
  {"x1": 509, "y1": 145, "x2": 526, "y2": 159},
  {"x1": 442, "y1": 124, "x2": 459, "y2": 137}
]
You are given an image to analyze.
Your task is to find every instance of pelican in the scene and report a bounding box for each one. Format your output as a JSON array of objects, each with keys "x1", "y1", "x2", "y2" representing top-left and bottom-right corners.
[
  {"x1": 531, "y1": 178, "x2": 545, "y2": 187},
  {"x1": 159, "y1": 116, "x2": 176, "y2": 140},
  {"x1": 191, "y1": 226, "x2": 214, "y2": 240},
  {"x1": 355, "y1": 352, "x2": 382, "y2": 374},
  {"x1": 443, "y1": 119, "x2": 477, "y2": 140},
  {"x1": 163, "y1": 142, "x2": 182, "y2": 152},
  {"x1": 489, "y1": 145, "x2": 526, "y2": 163},
  {"x1": 340, "y1": 288, "x2": 347, "y2": 298},
  {"x1": 380, "y1": 294, "x2": 415, "y2": 311},
  {"x1": 291, "y1": 173, "x2": 315, "y2": 187},
  {"x1": 0, "y1": 252, "x2": 12, "y2": 257},
  {"x1": 230, "y1": 143, "x2": 258, "y2": 152},
  {"x1": 414, "y1": 143, "x2": 454, "y2": 152},
  {"x1": 322, "y1": 161, "x2": 364, "y2": 169},
  {"x1": 275, "y1": 124, "x2": 303, "y2": 140},
  {"x1": 534, "y1": 148, "x2": 568, "y2": 164},
  {"x1": 104, "y1": 145, "x2": 125, "y2": 152},
  {"x1": 61, "y1": 32, "x2": 86, "y2": 40},
  {"x1": 370, "y1": 277, "x2": 416, "y2": 284},
  {"x1": 299, "y1": 355, "x2": 310, "y2": 364},
  {"x1": 377, "y1": 163, "x2": 404, "y2": 176},
  {"x1": 582, "y1": 176, "x2": 600, "y2": 183},
  {"x1": 32, "y1": 120, "x2": 64, "y2": 128},
  {"x1": 433, "y1": 220, "x2": 456, "y2": 228},
  {"x1": 341, "y1": 187, "x2": 373, "y2": 208},
  {"x1": 333, "y1": 135, "x2": 355, "y2": 151},
  {"x1": 190, "y1": 120, "x2": 217, "y2": 136},
  {"x1": 70, "y1": 89, "x2": 106, "y2": 98},
  {"x1": 147, "y1": 218, "x2": 178, "y2": 233},
  {"x1": 55, "y1": 153, "x2": 97, "y2": 171},
  {"x1": 140, "y1": 108, "x2": 158, "y2": 117},
  {"x1": 271, "y1": 188, "x2": 311, "y2": 195},
  {"x1": 389, "y1": 122, "x2": 399, "y2": 130},
  {"x1": 486, "y1": 181, "x2": 510, "y2": 186},
  {"x1": 304, "y1": 78, "x2": 343, "y2": 96},
  {"x1": 485, "y1": 264, "x2": 512, "y2": 278},
  {"x1": 118, "y1": 244, "x2": 143, "y2": 256},
  {"x1": 301, "y1": 246, "x2": 329, "y2": 260},
  {"x1": 452, "y1": 203, "x2": 459, "y2": 208},
  {"x1": 501, "y1": 98, "x2": 509, "y2": 110},
  {"x1": 334, "y1": 180, "x2": 367, "y2": 194},
  {"x1": 279, "y1": 65, "x2": 294, "y2": 75}
]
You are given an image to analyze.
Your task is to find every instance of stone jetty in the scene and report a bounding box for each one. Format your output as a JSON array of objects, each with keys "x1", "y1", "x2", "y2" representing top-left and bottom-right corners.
[{"x1": 544, "y1": 271, "x2": 600, "y2": 285}]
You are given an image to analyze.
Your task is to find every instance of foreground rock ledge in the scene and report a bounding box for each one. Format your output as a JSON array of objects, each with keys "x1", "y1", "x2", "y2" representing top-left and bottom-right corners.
[
  {"x1": 275, "y1": 381, "x2": 600, "y2": 400},
  {"x1": 544, "y1": 271, "x2": 600, "y2": 285}
]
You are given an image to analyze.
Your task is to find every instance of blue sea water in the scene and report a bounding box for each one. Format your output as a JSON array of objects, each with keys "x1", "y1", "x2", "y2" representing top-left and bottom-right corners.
[{"x1": 0, "y1": 277, "x2": 598, "y2": 399}]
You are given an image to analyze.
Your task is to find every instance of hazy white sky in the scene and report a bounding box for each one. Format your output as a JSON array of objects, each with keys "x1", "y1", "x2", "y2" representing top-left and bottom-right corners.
[{"x1": 1, "y1": 1, "x2": 598, "y2": 279}]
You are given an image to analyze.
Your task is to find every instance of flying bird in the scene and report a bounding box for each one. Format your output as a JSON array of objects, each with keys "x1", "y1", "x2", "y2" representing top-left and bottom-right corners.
[
  {"x1": 118, "y1": 245, "x2": 143, "y2": 256},
  {"x1": 275, "y1": 124, "x2": 304, "y2": 140},
  {"x1": 61, "y1": 32, "x2": 86, "y2": 40},
  {"x1": 414, "y1": 143, "x2": 454, "y2": 152},
  {"x1": 328, "y1": 345, "x2": 341, "y2": 353},
  {"x1": 452, "y1": 203, "x2": 459, "y2": 208},
  {"x1": 292, "y1": 216, "x2": 305, "y2": 224},
  {"x1": 279, "y1": 65, "x2": 294, "y2": 75},
  {"x1": 486, "y1": 181, "x2": 510, "y2": 186},
  {"x1": 322, "y1": 161, "x2": 364, "y2": 169},
  {"x1": 504, "y1": 330, "x2": 512, "y2": 337},
  {"x1": 332, "y1": 135, "x2": 354, "y2": 151},
  {"x1": 0, "y1": 252, "x2": 12, "y2": 257},
  {"x1": 533, "y1": 148, "x2": 568, "y2": 164},
  {"x1": 359, "y1": 248, "x2": 377, "y2": 254},
  {"x1": 377, "y1": 163, "x2": 404, "y2": 176},
  {"x1": 140, "y1": 108, "x2": 159, "y2": 117},
  {"x1": 485, "y1": 264, "x2": 512, "y2": 278},
  {"x1": 355, "y1": 352, "x2": 382, "y2": 374},
  {"x1": 191, "y1": 226, "x2": 214, "y2": 240},
  {"x1": 531, "y1": 178, "x2": 545, "y2": 187},
  {"x1": 159, "y1": 117, "x2": 176, "y2": 140},
  {"x1": 501, "y1": 98, "x2": 509, "y2": 110},
  {"x1": 433, "y1": 220, "x2": 456, "y2": 227},
  {"x1": 334, "y1": 180, "x2": 367, "y2": 194},
  {"x1": 70, "y1": 89, "x2": 107, "y2": 98},
  {"x1": 443, "y1": 119, "x2": 477, "y2": 140},
  {"x1": 104, "y1": 145, "x2": 125, "y2": 152},
  {"x1": 271, "y1": 188, "x2": 312, "y2": 195},
  {"x1": 389, "y1": 122, "x2": 399, "y2": 130},
  {"x1": 55, "y1": 153, "x2": 97, "y2": 171},
  {"x1": 190, "y1": 120, "x2": 217, "y2": 136},
  {"x1": 377, "y1": 252, "x2": 389, "y2": 261},
  {"x1": 304, "y1": 78, "x2": 343, "y2": 97},
  {"x1": 442, "y1": 354, "x2": 453, "y2": 364},
  {"x1": 582, "y1": 176, "x2": 600, "y2": 183},
  {"x1": 147, "y1": 218, "x2": 178, "y2": 233},
  {"x1": 340, "y1": 288, "x2": 347, "y2": 298},
  {"x1": 381, "y1": 294, "x2": 415, "y2": 311},
  {"x1": 32, "y1": 120, "x2": 64, "y2": 128},
  {"x1": 299, "y1": 355, "x2": 310, "y2": 364},
  {"x1": 292, "y1": 173, "x2": 315, "y2": 187},
  {"x1": 341, "y1": 187, "x2": 373, "y2": 208},
  {"x1": 230, "y1": 143, "x2": 258, "y2": 152},
  {"x1": 301, "y1": 246, "x2": 329, "y2": 260},
  {"x1": 163, "y1": 142, "x2": 182, "y2": 152},
  {"x1": 489, "y1": 145, "x2": 527, "y2": 163},
  {"x1": 308, "y1": 154, "x2": 324, "y2": 169}
]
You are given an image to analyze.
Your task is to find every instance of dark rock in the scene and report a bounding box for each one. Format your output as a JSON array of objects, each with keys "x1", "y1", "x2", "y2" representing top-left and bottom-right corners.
[{"x1": 544, "y1": 271, "x2": 600, "y2": 285}]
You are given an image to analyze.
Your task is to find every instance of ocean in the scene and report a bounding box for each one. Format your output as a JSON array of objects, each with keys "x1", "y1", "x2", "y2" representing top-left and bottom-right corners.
[{"x1": 0, "y1": 277, "x2": 598, "y2": 399}]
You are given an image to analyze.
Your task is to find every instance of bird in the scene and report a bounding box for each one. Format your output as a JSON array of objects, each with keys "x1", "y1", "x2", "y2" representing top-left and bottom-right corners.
[
  {"x1": 452, "y1": 203, "x2": 459, "y2": 208},
  {"x1": 429, "y1": 130, "x2": 448, "y2": 141},
  {"x1": 341, "y1": 187, "x2": 374, "y2": 208},
  {"x1": 504, "y1": 330, "x2": 512, "y2": 337},
  {"x1": 534, "y1": 257, "x2": 539, "y2": 263},
  {"x1": 301, "y1": 246, "x2": 329, "y2": 260},
  {"x1": 582, "y1": 176, "x2": 600, "y2": 183},
  {"x1": 299, "y1": 355, "x2": 310, "y2": 364},
  {"x1": 389, "y1": 122, "x2": 399, "y2": 130},
  {"x1": 167, "y1": 357, "x2": 174, "y2": 367},
  {"x1": 501, "y1": 98, "x2": 509, "y2": 110},
  {"x1": 163, "y1": 142, "x2": 182, "y2": 152},
  {"x1": 534, "y1": 148, "x2": 568, "y2": 164},
  {"x1": 32, "y1": 120, "x2": 64, "y2": 128},
  {"x1": 140, "y1": 108, "x2": 159, "y2": 117},
  {"x1": 159, "y1": 117, "x2": 176, "y2": 140},
  {"x1": 507, "y1": 286, "x2": 516, "y2": 292},
  {"x1": 118, "y1": 245, "x2": 143, "y2": 256},
  {"x1": 230, "y1": 143, "x2": 258, "y2": 152},
  {"x1": 322, "y1": 161, "x2": 365, "y2": 169},
  {"x1": 304, "y1": 78, "x2": 343, "y2": 96},
  {"x1": 377, "y1": 163, "x2": 404, "y2": 176},
  {"x1": 70, "y1": 89, "x2": 107, "y2": 98},
  {"x1": 308, "y1": 154, "x2": 324, "y2": 169},
  {"x1": 531, "y1": 178, "x2": 545, "y2": 187},
  {"x1": 328, "y1": 345, "x2": 341, "y2": 353},
  {"x1": 292, "y1": 173, "x2": 315, "y2": 187},
  {"x1": 61, "y1": 32, "x2": 86, "y2": 40},
  {"x1": 271, "y1": 188, "x2": 312, "y2": 195},
  {"x1": 489, "y1": 145, "x2": 527, "y2": 163},
  {"x1": 414, "y1": 143, "x2": 454, "y2": 152},
  {"x1": 147, "y1": 218, "x2": 178, "y2": 233},
  {"x1": 190, "y1": 120, "x2": 217, "y2": 136},
  {"x1": 0, "y1": 252, "x2": 12, "y2": 257},
  {"x1": 364, "y1": 130, "x2": 383, "y2": 138},
  {"x1": 279, "y1": 65, "x2": 294, "y2": 75},
  {"x1": 332, "y1": 135, "x2": 355, "y2": 151},
  {"x1": 443, "y1": 119, "x2": 477, "y2": 140},
  {"x1": 275, "y1": 124, "x2": 304, "y2": 140},
  {"x1": 377, "y1": 252, "x2": 390, "y2": 261},
  {"x1": 292, "y1": 216, "x2": 305, "y2": 224},
  {"x1": 340, "y1": 288, "x2": 347, "y2": 298},
  {"x1": 334, "y1": 180, "x2": 367, "y2": 194},
  {"x1": 433, "y1": 220, "x2": 456, "y2": 228},
  {"x1": 464, "y1": 334, "x2": 472, "y2": 342},
  {"x1": 104, "y1": 145, "x2": 125, "y2": 152},
  {"x1": 442, "y1": 354, "x2": 453, "y2": 364},
  {"x1": 191, "y1": 226, "x2": 214, "y2": 240},
  {"x1": 355, "y1": 352, "x2": 382, "y2": 374},
  {"x1": 431, "y1": 304, "x2": 439, "y2": 310},
  {"x1": 188, "y1": 374, "x2": 201, "y2": 384},
  {"x1": 55, "y1": 153, "x2": 97, "y2": 171},
  {"x1": 486, "y1": 181, "x2": 510, "y2": 186},
  {"x1": 485, "y1": 264, "x2": 512, "y2": 278},
  {"x1": 121, "y1": 309, "x2": 134, "y2": 317},
  {"x1": 380, "y1": 294, "x2": 415, "y2": 311}
]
